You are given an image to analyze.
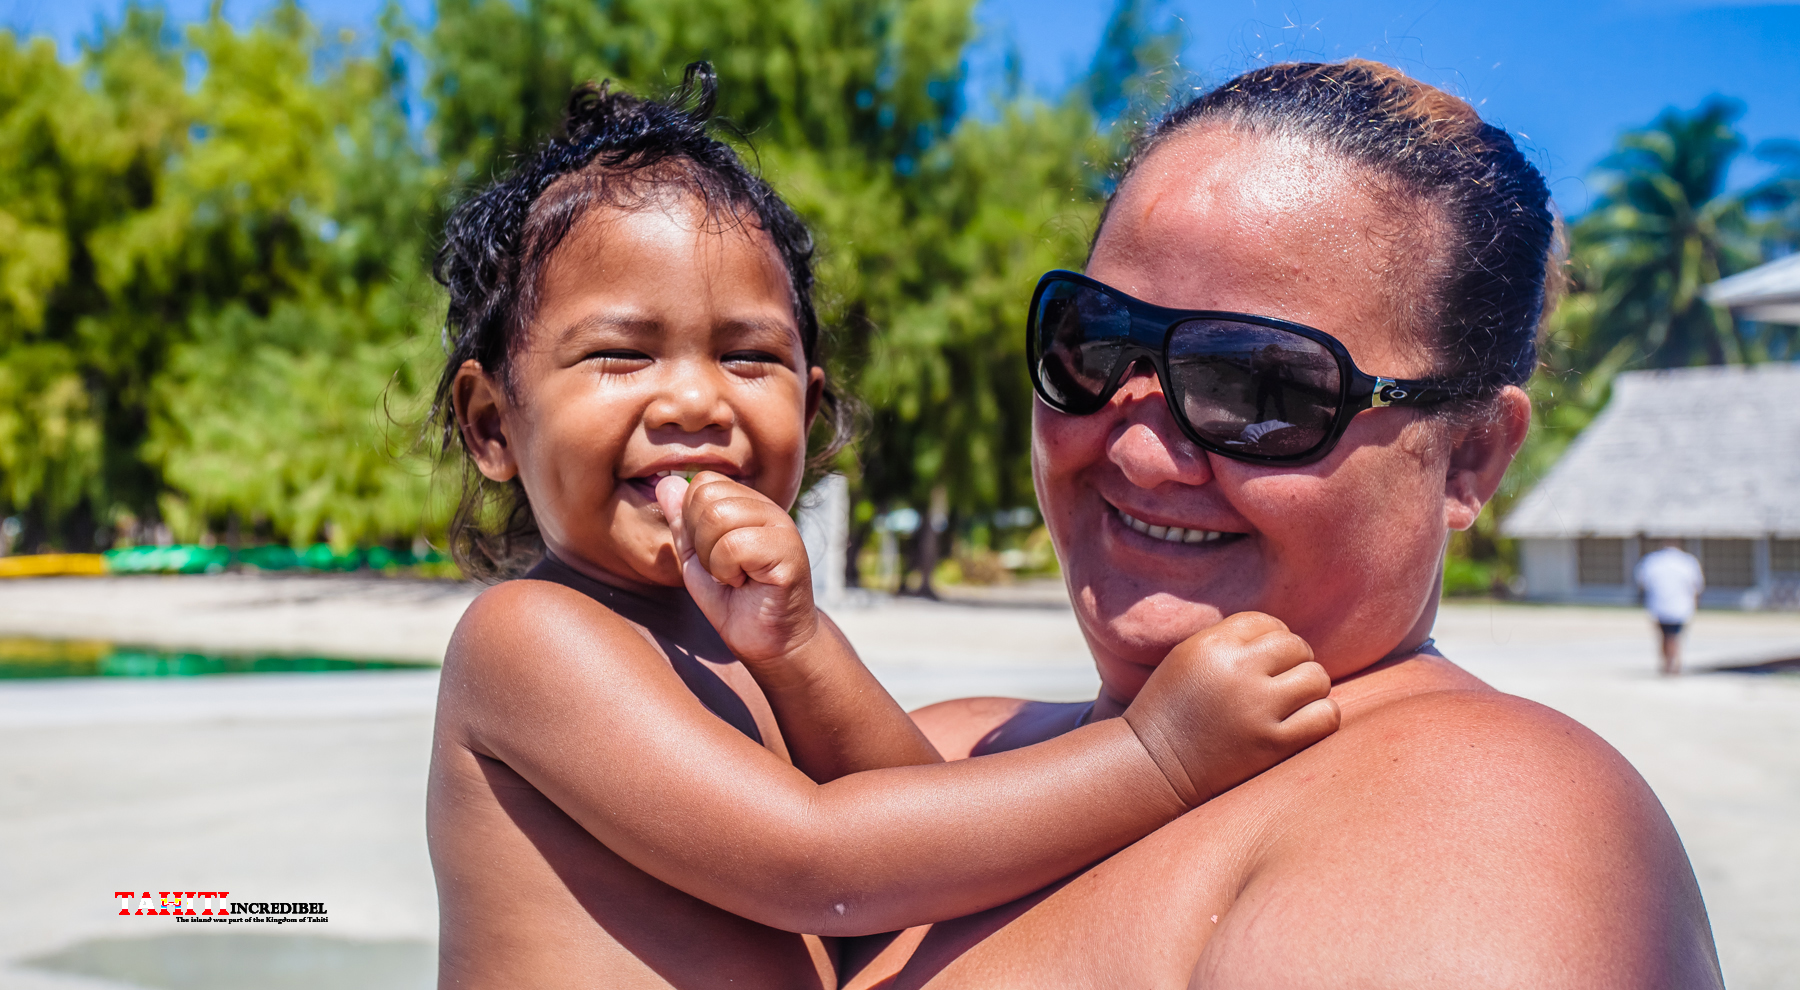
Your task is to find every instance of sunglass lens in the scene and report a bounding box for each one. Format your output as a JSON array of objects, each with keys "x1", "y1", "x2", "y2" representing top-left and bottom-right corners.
[
  {"x1": 1034, "y1": 279, "x2": 1130, "y2": 411},
  {"x1": 1166, "y1": 321, "x2": 1342, "y2": 458}
]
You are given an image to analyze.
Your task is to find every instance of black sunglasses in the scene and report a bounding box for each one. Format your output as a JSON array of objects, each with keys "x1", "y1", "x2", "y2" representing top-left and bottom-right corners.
[{"x1": 1027, "y1": 270, "x2": 1484, "y2": 465}]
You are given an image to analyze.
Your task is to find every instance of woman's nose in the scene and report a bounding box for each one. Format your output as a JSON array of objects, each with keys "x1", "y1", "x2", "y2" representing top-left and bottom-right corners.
[{"x1": 1107, "y1": 360, "x2": 1215, "y2": 489}]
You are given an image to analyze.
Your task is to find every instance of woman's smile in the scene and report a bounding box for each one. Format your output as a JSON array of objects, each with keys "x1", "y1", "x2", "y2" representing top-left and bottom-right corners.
[{"x1": 1107, "y1": 502, "x2": 1245, "y2": 547}]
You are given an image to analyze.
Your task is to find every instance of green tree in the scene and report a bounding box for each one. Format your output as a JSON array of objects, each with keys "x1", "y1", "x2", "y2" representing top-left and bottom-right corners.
[
  {"x1": 1527, "y1": 99, "x2": 1798, "y2": 477},
  {"x1": 844, "y1": 0, "x2": 1177, "y2": 592},
  {"x1": 1563, "y1": 98, "x2": 1765, "y2": 372},
  {"x1": 0, "y1": 10, "x2": 186, "y2": 550},
  {"x1": 1083, "y1": 0, "x2": 1182, "y2": 127},
  {"x1": 142, "y1": 7, "x2": 448, "y2": 550},
  {"x1": 0, "y1": 4, "x2": 449, "y2": 552}
]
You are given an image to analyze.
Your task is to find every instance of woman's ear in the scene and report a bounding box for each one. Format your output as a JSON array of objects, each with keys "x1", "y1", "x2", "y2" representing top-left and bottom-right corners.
[
  {"x1": 1443, "y1": 385, "x2": 1531, "y2": 531},
  {"x1": 452, "y1": 360, "x2": 520, "y2": 483}
]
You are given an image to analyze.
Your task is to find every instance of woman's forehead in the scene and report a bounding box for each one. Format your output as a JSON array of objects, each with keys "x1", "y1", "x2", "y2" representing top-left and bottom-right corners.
[{"x1": 1091, "y1": 127, "x2": 1438, "y2": 373}]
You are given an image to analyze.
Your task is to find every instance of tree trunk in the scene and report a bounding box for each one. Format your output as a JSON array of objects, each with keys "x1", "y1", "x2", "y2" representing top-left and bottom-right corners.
[{"x1": 909, "y1": 485, "x2": 949, "y2": 599}]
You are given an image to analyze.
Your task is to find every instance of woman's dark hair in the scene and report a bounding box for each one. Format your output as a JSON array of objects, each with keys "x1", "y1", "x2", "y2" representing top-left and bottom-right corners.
[
  {"x1": 1098, "y1": 59, "x2": 1563, "y2": 394},
  {"x1": 431, "y1": 62, "x2": 848, "y2": 580}
]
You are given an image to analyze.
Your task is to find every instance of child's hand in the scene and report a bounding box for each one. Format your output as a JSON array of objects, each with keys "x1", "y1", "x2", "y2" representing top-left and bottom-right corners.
[
  {"x1": 656, "y1": 472, "x2": 818, "y2": 665},
  {"x1": 1121, "y1": 612, "x2": 1339, "y2": 808}
]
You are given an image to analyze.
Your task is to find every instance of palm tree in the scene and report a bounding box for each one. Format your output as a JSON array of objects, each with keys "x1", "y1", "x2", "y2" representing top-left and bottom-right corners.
[{"x1": 1563, "y1": 98, "x2": 1765, "y2": 371}]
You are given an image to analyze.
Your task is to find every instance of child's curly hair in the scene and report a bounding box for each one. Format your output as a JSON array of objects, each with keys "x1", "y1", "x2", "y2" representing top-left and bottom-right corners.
[{"x1": 431, "y1": 62, "x2": 850, "y2": 581}]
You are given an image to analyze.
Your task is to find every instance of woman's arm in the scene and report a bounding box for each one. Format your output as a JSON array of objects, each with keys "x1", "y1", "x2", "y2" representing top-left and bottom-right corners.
[{"x1": 443, "y1": 581, "x2": 1335, "y2": 937}]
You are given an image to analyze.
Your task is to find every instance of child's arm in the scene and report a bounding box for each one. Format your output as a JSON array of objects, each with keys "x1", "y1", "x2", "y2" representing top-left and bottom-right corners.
[
  {"x1": 657, "y1": 473, "x2": 942, "y2": 782},
  {"x1": 442, "y1": 581, "x2": 1336, "y2": 937}
]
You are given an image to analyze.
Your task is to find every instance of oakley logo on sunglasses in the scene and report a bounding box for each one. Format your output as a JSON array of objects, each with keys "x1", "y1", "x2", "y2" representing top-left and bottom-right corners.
[{"x1": 1027, "y1": 271, "x2": 1485, "y2": 465}]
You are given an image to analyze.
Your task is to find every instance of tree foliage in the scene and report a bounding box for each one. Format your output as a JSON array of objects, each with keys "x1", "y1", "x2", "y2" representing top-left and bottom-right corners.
[
  {"x1": 1528, "y1": 99, "x2": 1798, "y2": 469},
  {"x1": 0, "y1": 0, "x2": 1157, "y2": 559},
  {"x1": 0, "y1": 4, "x2": 445, "y2": 551}
]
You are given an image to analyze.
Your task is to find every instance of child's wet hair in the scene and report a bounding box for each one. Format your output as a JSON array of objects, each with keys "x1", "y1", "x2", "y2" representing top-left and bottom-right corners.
[{"x1": 432, "y1": 62, "x2": 848, "y2": 580}]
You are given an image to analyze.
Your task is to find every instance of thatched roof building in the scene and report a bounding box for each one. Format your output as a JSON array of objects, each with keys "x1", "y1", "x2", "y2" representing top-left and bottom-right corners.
[{"x1": 1501, "y1": 364, "x2": 1800, "y2": 608}]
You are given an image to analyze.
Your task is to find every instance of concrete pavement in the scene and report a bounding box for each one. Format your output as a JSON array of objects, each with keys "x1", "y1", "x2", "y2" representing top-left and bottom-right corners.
[{"x1": 1, "y1": 574, "x2": 1796, "y2": 988}]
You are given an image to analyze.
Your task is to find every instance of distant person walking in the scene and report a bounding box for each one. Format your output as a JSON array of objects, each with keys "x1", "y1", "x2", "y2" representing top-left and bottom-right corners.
[{"x1": 1635, "y1": 540, "x2": 1704, "y2": 675}]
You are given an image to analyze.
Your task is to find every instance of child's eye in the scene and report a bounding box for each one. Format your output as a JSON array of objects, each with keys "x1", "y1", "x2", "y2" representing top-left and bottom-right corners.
[
  {"x1": 584, "y1": 349, "x2": 652, "y2": 368},
  {"x1": 721, "y1": 350, "x2": 788, "y2": 368}
]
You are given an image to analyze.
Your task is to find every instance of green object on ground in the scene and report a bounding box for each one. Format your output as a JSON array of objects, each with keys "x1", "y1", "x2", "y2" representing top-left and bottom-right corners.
[
  {"x1": 101, "y1": 544, "x2": 445, "y2": 574},
  {"x1": 103, "y1": 546, "x2": 231, "y2": 574},
  {"x1": 0, "y1": 637, "x2": 435, "y2": 679}
]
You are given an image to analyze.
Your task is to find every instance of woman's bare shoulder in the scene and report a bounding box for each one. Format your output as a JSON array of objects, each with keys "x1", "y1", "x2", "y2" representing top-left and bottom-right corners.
[
  {"x1": 908, "y1": 698, "x2": 1091, "y2": 761},
  {"x1": 1198, "y1": 685, "x2": 1722, "y2": 988},
  {"x1": 908, "y1": 698, "x2": 1031, "y2": 761}
]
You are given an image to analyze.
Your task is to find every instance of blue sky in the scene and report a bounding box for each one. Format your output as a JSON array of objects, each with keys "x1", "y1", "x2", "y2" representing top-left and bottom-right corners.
[{"x1": 7, "y1": 0, "x2": 1797, "y2": 214}]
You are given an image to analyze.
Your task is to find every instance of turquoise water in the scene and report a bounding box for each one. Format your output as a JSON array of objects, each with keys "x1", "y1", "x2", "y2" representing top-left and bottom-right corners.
[{"x1": 0, "y1": 638, "x2": 435, "y2": 679}]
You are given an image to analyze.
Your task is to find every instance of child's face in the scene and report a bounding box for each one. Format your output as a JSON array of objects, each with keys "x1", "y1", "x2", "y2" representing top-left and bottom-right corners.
[{"x1": 455, "y1": 200, "x2": 823, "y2": 588}]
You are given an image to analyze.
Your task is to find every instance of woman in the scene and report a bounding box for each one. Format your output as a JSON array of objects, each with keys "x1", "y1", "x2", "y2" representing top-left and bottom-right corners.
[{"x1": 851, "y1": 60, "x2": 1723, "y2": 988}]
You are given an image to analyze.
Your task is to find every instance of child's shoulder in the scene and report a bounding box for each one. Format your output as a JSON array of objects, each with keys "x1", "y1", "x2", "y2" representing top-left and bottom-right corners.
[
  {"x1": 446, "y1": 576, "x2": 647, "y2": 677},
  {"x1": 462, "y1": 573, "x2": 620, "y2": 625}
]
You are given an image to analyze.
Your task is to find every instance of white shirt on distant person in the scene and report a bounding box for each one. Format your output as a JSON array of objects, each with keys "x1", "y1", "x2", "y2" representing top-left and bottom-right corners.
[{"x1": 1635, "y1": 546, "x2": 1705, "y2": 624}]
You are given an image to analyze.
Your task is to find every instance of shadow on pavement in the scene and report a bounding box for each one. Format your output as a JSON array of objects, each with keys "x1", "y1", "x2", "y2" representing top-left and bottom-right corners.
[
  {"x1": 23, "y1": 934, "x2": 433, "y2": 989},
  {"x1": 1708, "y1": 656, "x2": 1800, "y2": 675}
]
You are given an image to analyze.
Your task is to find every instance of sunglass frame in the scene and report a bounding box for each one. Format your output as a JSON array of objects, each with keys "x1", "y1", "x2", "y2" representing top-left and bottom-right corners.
[{"x1": 1026, "y1": 269, "x2": 1484, "y2": 465}]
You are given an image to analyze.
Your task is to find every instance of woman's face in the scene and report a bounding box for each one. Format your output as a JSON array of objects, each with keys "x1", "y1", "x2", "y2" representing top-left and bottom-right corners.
[{"x1": 1036, "y1": 126, "x2": 1479, "y2": 697}]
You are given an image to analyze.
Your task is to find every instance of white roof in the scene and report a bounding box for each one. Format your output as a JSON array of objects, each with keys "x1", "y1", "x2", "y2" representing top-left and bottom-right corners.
[
  {"x1": 1501, "y1": 363, "x2": 1800, "y2": 539},
  {"x1": 1704, "y1": 253, "x2": 1800, "y2": 324}
]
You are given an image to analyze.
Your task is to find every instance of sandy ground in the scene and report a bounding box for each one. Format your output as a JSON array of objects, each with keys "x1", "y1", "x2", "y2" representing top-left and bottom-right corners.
[{"x1": 1, "y1": 573, "x2": 1796, "y2": 989}]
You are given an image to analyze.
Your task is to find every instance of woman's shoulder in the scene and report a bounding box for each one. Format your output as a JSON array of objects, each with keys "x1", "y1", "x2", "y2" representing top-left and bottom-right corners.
[
  {"x1": 1334, "y1": 674, "x2": 1638, "y2": 799},
  {"x1": 908, "y1": 698, "x2": 1091, "y2": 761},
  {"x1": 1320, "y1": 654, "x2": 1629, "y2": 791},
  {"x1": 1205, "y1": 678, "x2": 1722, "y2": 987},
  {"x1": 1311, "y1": 672, "x2": 1670, "y2": 866}
]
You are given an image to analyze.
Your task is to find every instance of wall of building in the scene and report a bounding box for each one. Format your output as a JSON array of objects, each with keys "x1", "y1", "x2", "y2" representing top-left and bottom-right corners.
[
  {"x1": 1518, "y1": 538, "x2": 1577, "y2": 601},
  {"x1": 1516, "y1": 536, "x2": 1800, "y2": 609}
]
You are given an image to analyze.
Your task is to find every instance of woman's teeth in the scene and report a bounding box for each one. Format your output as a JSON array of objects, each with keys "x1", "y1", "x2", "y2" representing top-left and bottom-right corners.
[{"x1": 1117, "y1": 508, "x2": 1227, "y2": 544}]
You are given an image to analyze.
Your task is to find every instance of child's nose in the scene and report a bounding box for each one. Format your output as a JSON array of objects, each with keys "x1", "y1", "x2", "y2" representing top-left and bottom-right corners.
[{"x1": 646, "y1": 373, "x2": 735, "y2": 434}]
